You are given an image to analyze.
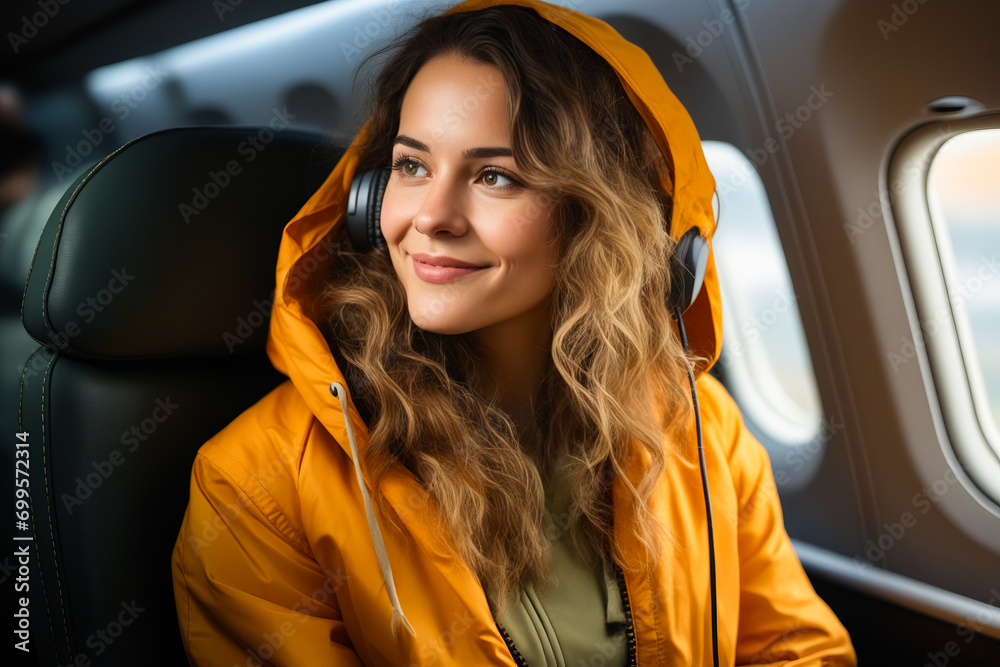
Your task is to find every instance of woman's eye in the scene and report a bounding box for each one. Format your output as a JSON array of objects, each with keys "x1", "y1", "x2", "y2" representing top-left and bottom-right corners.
[
  {"x1": 481, "y1": 170, "x2": 515, "y2": 188},
  {"x1": 392, "y1": 157, "x2": 427, "y2": 178}
]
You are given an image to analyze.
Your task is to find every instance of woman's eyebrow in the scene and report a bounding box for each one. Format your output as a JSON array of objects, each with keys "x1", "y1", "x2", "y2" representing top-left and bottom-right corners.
[{"x1": 393, "y1": 134, "x2": 513, "y2": 159}]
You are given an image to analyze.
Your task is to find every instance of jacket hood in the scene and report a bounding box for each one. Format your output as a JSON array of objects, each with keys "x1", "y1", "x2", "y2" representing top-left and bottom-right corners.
[{"x1": 264, "y1": 0, "x2": 721, "y2": 644}]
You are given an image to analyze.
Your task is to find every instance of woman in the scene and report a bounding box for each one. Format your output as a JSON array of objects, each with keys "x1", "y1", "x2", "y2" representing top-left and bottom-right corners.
[{"x1": 171, "y1": 1, "x2": 857, "y2": 665}]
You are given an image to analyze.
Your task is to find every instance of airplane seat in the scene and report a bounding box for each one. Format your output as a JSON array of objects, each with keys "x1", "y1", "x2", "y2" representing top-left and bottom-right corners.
[
  {"x1": 1, "y1": 173, "x2": 79, "y2": 666},
  {"x1": 11, "y1": 126, "x2": 338, "y2": 666}
]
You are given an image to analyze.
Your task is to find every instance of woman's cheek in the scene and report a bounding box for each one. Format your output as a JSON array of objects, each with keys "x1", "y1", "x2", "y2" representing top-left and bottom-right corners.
[
  {"x1": 379, "y1": 208, "x2": 405, "y2": 245},
  {"x1": 379, "y1": 183, "x2": 409, "y2": 242}
]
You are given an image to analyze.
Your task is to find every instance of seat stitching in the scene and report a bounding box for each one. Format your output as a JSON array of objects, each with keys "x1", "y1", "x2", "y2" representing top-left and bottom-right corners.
[
  {"x1": 17, "y1": 347, "x2": 42, "y2": 436},
  {"x1": 23, "y1": 167, "x2": 88, "y2": 335},
  {"x1": 40, "y1": 352, "x2": 73, "y2": 659},
  {"x1": 20, "y1": 131, "x2": 154, "y2": 338},
  {"x1": 30, "y1": 498, "x2": 57, "y2": 661},
  {"x1": 17, "y1": 129, "x2": 181, "y2": 659}
]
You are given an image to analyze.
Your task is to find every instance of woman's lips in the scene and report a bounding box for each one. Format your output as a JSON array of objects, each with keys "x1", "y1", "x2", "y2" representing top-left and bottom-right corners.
[{"x1": 411, "y1": 256, "x2": 486, "y2": 283}]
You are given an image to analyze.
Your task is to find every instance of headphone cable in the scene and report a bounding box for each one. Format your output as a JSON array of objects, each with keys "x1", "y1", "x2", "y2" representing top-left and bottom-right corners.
[{"x1": 675, "y1": 306, "x2": 720, "y2": 667}]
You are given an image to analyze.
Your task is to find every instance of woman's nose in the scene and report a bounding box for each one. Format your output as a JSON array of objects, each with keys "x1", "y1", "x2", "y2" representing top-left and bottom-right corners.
[{"x1": 412, "y1": 176, "x2": 470, "y2": 238}]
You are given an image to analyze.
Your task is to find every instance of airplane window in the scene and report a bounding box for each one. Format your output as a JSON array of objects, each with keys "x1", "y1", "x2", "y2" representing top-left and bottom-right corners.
[
  {"x1": 703, "y1": 141, "x2": 823, "y2": 455},
  {"x1": 926, "y1": 129, "x2": 1000, "y2": 456}
]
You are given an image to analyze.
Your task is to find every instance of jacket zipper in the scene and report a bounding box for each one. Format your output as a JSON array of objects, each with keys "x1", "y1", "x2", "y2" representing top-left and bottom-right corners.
[
  {"x1": 613, "y1": 560, "x2": 639, "y2": 667},
  {"x1": 496, "y1": 620, "x2": 530, "y2": 667},
  {"x1": 495, "y1": 562, "x2": 638, "y2": 666}
]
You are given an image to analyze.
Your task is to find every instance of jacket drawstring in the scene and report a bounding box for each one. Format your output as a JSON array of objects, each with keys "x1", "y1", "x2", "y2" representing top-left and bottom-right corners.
[{"x1": 329, "y1": 381, "x2": 417, "y2": 642}]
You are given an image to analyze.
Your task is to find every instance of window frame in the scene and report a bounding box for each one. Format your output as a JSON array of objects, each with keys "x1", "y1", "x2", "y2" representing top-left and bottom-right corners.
[
  {"x1": 887, "y1": 113, "x2": 1000, "y2": 534},
  {"x1": 702, "y1": 140, "x2": 826, "y2": 492}
]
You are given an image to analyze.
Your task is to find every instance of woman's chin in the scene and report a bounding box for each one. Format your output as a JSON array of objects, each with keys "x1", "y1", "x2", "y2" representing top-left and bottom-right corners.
[{"x1": 408, "y1": 307, "x2": 472, "y2": 336}]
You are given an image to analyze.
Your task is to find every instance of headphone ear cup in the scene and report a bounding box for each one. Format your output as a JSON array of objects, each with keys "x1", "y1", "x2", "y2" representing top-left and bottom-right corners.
[
  {"x1": 346, "y1": 168, "x2": 391, "y2": 251},
  {"x1": 670, "y1": 227, "x2": 709, "y2": 314}
]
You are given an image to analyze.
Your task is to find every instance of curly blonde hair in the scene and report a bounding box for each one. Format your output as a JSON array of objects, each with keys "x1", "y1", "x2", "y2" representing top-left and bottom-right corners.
[{"x1": 313, "y1": 5, "x2": 696, "y2": 621}]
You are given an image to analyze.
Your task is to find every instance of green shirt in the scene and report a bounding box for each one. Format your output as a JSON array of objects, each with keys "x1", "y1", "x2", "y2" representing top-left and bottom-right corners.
[{"x1": 492, "y1": 448, "x2": 629, "y2": 666}]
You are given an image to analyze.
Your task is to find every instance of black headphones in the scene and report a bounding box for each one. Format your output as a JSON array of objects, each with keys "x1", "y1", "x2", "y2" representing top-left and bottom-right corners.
[{"x1": 345, "y1": 166, "x2": 719, "y2": 667}]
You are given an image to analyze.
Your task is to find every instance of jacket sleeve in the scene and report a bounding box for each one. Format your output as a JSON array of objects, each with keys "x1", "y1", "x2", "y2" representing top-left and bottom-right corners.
[
  {"x1": 171, "y1": 450, "x2": 363, "y2": 667},
  {"x1": 698, "y1": 374, "x2": 857, "y2": 667}
]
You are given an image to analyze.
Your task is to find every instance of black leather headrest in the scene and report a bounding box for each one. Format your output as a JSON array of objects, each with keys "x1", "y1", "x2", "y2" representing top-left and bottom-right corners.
[
  {"x1": 21, "y1": 126, "x2": 341, "y2": 360},
  {"x1": 0, "y1": 188, "x2": 60, "y2": 310}
]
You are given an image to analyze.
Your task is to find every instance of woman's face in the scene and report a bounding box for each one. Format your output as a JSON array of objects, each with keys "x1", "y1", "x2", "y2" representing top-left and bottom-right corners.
[{"x1": 380, "y1": 54, "x2": 559, "y2": 343}]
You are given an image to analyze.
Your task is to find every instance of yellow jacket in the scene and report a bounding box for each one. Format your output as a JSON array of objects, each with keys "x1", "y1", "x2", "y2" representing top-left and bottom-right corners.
[{"x1": 171, "y1": 0, "x2": 857, "y2": 665}]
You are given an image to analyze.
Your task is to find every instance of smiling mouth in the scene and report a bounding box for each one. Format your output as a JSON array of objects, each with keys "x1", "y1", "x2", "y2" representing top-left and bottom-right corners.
[
  {"x1": 411, "y1": 256, "x2": 487, "y2": 283},
  {"x1": 415, "y1": 259, "x2": 486, "y2": 269},
  {"x1": 411, "y1": 253, "x2": 488, "y2": 269}
]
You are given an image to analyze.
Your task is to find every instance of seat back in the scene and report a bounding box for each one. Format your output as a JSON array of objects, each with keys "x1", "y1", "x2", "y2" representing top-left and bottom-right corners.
[{"x1": 11, "y1": 126, "x2": 339, "y2": 666}]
